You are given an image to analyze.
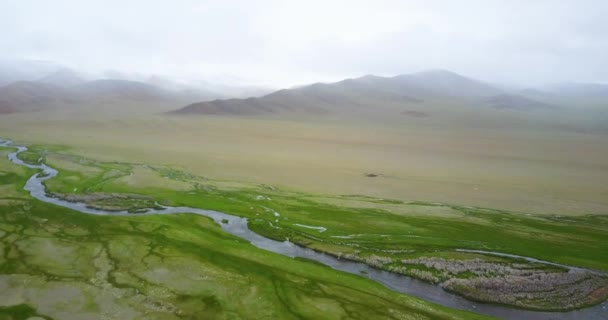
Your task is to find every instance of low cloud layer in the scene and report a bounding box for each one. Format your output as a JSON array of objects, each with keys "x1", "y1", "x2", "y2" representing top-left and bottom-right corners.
[{"x1": 1, "y1": 0, "x2": 606, "y2": 86}]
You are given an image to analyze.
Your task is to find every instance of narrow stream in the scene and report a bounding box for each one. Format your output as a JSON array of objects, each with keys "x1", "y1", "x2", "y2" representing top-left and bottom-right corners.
[{"x1": 1, "y1": 138, "x2": 606, "y2": 320}]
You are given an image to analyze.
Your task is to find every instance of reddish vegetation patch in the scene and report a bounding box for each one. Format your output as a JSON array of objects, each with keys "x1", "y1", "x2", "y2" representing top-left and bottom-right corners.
[
  {"x1": 590, "y1": 285, "x2": 608, "y2": 301},
  {"x1": 401, "y1": 110, "x2": 430, "y2": 118}
]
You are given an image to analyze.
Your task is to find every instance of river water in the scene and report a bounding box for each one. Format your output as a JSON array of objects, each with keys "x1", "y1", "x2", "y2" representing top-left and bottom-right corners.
[{"x1": 1, "y1": 138, "x2": 606, "y2": 320}]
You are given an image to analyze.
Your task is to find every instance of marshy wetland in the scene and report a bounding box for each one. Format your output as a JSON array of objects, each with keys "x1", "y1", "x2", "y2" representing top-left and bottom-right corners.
[{"x1": 1, "y1": 138, "x2": 607, "y2": 319}]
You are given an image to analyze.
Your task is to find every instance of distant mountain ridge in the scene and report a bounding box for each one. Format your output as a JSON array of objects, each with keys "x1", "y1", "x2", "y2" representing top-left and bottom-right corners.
[
  {"x1": 1, "y1": 65, "x2": 605, "y2": 115},
  {"x1": 171, "y1": 70, "x2": 538, "y2": 116},
  {"x1": 0, "y1": 60, "x2": 274, "y2": 109}
]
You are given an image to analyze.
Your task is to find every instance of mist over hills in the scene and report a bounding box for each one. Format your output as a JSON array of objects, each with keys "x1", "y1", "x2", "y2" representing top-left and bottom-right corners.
[
  {"x1": 0, "y1": 61, "x2": 606, "y2": 119},
  {"x1": 0, "y1": 78, "x2": 231, "y2": 114},
  {"x1": 74, "y1": 79, "x2": 169, "y2": 100},
  {"x1": 0, "y1": 62, "x2": 274, "y2": 114},
  {"x1": 0, "y1": 60, "x2": 64, "y2": 86},
  {"x1": 0, "y1": 60, "x2": 275, "y2": 113},
  {"x1": 39, "y1": 68, "x2": 88, "y2": 87},
  {"x1": 548, "y1": 83, "x2": 608, "y2": 98},
  {"x1": 0, "y1": 81, "x2": 75, "y2": 113}
]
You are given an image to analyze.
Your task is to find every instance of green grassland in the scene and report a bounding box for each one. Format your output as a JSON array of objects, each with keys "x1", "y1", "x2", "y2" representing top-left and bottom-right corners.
[
  {"x1": 34, "y1": 147, "x2": 608, "y2": 272},
  {"x1": 0, "y1": 147, "x2": 488, "y2": 320},
  {"x1": 3, "y1": 142, "x2": 606, "y2": 311}
]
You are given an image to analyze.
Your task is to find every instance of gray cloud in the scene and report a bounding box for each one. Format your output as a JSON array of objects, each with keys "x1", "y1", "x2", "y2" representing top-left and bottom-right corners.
[{"x1": 0, "y1": 0, "x2": 606, "y2": 86}]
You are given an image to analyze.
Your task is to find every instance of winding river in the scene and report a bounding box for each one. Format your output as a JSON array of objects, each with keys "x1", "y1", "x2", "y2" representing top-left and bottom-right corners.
[{"x1": 1, "y1": 138, "x2": 607, "y2": 320}]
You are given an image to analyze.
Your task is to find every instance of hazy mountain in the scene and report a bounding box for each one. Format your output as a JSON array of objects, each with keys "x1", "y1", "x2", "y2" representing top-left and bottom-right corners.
[
  {"x1": 2, "y1": 66, "x2": 601, "y2": 116},
  {"x1": 0, "y1": 79, "x2": 189, "y2": 113},
  {"x1": 0, "y1": 60, "x2": 276, "y2": 104},
  {"x1": 39, "y1": 68, "x2": 87, "y2": 87},
  {"x1": 171, "y1": 70, "x2": 503, "y2": 116},
  {"x1": 73, "y1": 79, "x2": 171, "y2": 101},
  {"x1": 0, "y1": 75, "x2": 242, "y2": 114},
  {"x1": 315, "y1": 69, "x2": 500, "y2": 100},
  {"x1": 388, "y1": 69, "x2": 502, "y2": 97},
  {"x1": 548, "y1": 83, "x2": 608, "y2": 98},
  {"x1": 0, "y1": 81, "x2": 76, "y2": 113},
  {"x1": 0, "y1": 60, "x2": 63, "y2": 86}
]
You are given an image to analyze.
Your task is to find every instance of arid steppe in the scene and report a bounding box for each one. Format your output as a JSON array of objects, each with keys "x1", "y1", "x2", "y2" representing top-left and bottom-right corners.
[{"x1": 1, "y1": 107, "x2": 606, "y2": 216}]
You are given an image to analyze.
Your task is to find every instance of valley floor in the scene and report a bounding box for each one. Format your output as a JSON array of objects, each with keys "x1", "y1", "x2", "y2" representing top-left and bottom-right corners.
[{"x1": 0, "y1": 110, "x2": 607, "y2": 319}]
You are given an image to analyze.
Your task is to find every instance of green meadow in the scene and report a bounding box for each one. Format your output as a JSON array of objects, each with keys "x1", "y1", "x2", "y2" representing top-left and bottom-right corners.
[
  {"x1": 34, "y1": 145, "x2": 608, "y2": 272},
  {"x1": 0, "y1": 146, "x2": 487, "y2": 320},
  {"x1": 1, "y1": 141, "x2": 606, "y2": 314}
]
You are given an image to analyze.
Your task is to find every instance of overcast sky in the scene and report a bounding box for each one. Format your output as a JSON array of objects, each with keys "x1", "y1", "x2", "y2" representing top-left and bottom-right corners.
[{"x1": 1, "y1": 0, "x2": 607, "y2": 87}]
